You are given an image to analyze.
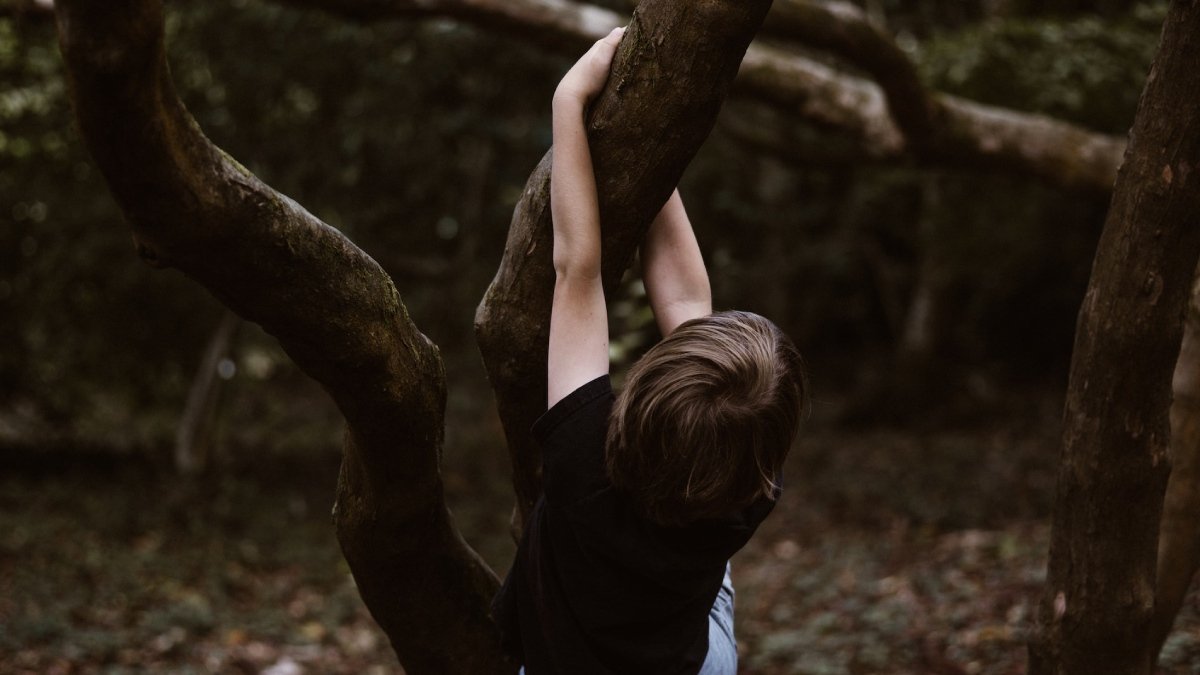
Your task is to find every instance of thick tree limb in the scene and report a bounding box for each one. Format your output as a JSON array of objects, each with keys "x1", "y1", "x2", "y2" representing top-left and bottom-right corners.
[
  {"x1": 273, "y1": 0, "x2": 1125, "y2": 191},
  {"x1": 1028, "y1": 2, "x2": 1200, "y2": 673},
  {"x1": 761, "y1": 0, "x2": 940, "y2": 147},
  {"x1": 737, "y1": 10, "x2": 1124, "y2": 190},
  {"x1": 757, "y1": 0, "x2": 1123, "y2": 189},
  {"x1": 474, "y1": 0, "x2": 773, "y2": 526},
  {"x1": 54, "y1": 1, "x2": 509, "y2": 672}
]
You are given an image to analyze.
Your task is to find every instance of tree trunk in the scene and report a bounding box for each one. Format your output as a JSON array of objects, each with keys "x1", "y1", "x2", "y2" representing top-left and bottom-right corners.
[
  {"x1": 474, "y1": 0, "x2": 774, "y2": 529},
  {"x1": 54, "y1": 2, "x2": 507, "y2": 672},
  {"x1": 56, "y1": 0, "x2": 770, "y2": 670},
  {"x1": 898, "y1": 176, "x2": 945, "y2": 369},
  {"x1": 175, "y1": 310, "x2": 239, "y2": 475},
  {"x1": 1151, "y1": 265, "x2": 1200, "y2": 659},
  {"x1": 1028, "y1": 3, "x2": 1200, "y2": 674}
]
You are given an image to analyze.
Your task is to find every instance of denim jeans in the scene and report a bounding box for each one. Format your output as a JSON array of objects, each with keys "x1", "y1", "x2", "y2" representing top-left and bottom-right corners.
[
  {"x1": 517, "y1": 563, "x2": 737, "y2": 674},
  {"x1": 698, "y1": 562, "x2": 737, "y2": 674}
]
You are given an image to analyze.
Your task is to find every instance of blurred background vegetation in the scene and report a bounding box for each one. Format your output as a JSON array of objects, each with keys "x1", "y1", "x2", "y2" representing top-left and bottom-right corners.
[
  {"x1": 3, "y1": 0, "x2": 1197, "y2": 673},
  {"x1": 0, "y1": 0, "x2": 1168, "y2": 452}
]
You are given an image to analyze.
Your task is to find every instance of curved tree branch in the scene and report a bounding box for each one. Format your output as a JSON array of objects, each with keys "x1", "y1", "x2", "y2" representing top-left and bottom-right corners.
[
  {"x1": 740, "y1": 0, "x2": 1124, "y2": 190},
  {"x1": 761, "y1": 0, "x2": 940, "y2": 147},
  {"x1": 273, "y1": 0, "x2": 1125, "y2": 192},
  {"x1": 53, "y1": 1, "x2": 509, "y2": 672},
  {"x1": 474, "y1": 0, "x2": 773, "y2": 527}
]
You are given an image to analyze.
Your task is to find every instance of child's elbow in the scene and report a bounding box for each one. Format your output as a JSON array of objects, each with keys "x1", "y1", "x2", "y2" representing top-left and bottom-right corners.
[
  {"x1": 552, "y1": 247, "x2": 602, "y2": 281},
  {"x1": 554, "y1": 259, "x2": 602, "y2": 283}
]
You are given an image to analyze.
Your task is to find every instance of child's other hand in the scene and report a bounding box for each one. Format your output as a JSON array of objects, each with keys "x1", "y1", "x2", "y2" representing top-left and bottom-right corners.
[{"x1": 554, "y1": 26, "x2": 626, "y2": 107}]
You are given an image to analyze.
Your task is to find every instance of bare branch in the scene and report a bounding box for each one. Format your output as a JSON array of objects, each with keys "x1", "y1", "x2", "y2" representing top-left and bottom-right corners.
[
  {"x1": 1151, "y1": 268, "x2": 1200, "y2": 659},
  {"x1": 272, "y1": 0, "x2": 1125, "y2": 191},
  {"x1": 741, "y1": 0, "x2": 1124, "y2": 190},
  {"x1": 762, "y1": 0, "x2": 939, "y2": 147}
]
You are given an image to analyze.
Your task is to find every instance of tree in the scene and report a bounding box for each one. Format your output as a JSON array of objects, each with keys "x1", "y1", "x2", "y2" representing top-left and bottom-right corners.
[
  {"x1": 53, "y1": 0, "x2": 770, "y2": 671},
  {"x1": 1028, "y1": 2, "x2": 1200, "y2": 672},
  {"x1": 275, "y1": 0, "x2": 1128, "y2": 193},
  {"x1": 1152, "y1": 274, "x2": 1200, "y2": 657}
]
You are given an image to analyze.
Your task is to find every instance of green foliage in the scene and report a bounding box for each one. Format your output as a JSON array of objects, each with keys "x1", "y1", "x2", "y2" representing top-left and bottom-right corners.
[{"x1": 918, "y1": 3, "x2": 1168, "y2": 133}]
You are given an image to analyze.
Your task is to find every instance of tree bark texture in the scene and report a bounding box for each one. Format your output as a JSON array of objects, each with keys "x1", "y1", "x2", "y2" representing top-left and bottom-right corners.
[
  {"x1": 1151, "y1": 267, "x2": 1200, "y2": 659},
  {"x1": 273, "y1": 0, "x2": 1125, "y2": 193},
  {"x1": 474, "y1": 0, "x2": 774, "y2": 527},
  {"x1": 1028, "y1": 3, "x2": 1200, "y2": 673},
  {"x1": 54, "y1": 1, "x2": 510, "y2": 672}
]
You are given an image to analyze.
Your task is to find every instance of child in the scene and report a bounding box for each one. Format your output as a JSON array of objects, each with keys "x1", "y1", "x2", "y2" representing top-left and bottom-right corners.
[{"x1": 492, "y1": 27, "x2": 807, "y2": 675}]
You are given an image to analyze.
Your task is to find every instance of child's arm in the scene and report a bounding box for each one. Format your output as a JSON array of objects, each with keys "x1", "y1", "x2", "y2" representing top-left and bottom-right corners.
[
  {"x1": 546, "y1": 27, "x2": 625, "y2": 408},
  {"x1": 642, "y1": 190, "x2": 712, "y2": 336}
]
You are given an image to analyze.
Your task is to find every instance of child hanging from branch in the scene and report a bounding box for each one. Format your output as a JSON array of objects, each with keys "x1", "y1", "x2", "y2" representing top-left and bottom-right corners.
[{"x1": 492, "y1": 27, "x2": 808, "y2": 675}]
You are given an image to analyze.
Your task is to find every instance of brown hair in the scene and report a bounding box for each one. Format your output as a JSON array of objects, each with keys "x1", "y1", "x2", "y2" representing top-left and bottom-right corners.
[{"x1": 605, "y1": 310, "x2": 806, "y2": 526}]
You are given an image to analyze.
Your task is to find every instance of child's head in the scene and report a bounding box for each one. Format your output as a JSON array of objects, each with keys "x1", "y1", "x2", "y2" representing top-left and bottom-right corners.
[{"x1": 606, "y1": 310, "x2": 807, "y2": 526}]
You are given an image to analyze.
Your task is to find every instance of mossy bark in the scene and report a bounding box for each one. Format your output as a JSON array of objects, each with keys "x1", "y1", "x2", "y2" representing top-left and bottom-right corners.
[{"x1": 277, "y1": 0, "x2": 1126, "y2": 192}]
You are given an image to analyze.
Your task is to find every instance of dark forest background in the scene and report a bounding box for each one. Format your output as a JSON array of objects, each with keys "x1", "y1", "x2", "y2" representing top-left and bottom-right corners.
[{"x1": 2, "y1": 1, "x2": 1197, "y2": 673}]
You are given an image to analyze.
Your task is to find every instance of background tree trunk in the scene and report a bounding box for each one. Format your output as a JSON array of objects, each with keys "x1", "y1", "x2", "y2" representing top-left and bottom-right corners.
[
  {"x1": 174, "y1": 310, "x2": 239, "y2": 475},
  {"x1": 474, "y1": 0, "x2": 774, "y2": 528},
  {"x1": 1028, "y1": 2, "x2": 1200, "y2": 673},
  {"x1": 1151, "y1": 265, "x2": 1200, "y2": 659}
]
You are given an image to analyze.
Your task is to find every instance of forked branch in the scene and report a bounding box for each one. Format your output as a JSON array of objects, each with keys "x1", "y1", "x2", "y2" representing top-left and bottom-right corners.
[{"x1": 54, "y1": 1, "x2": 509, "y2": 672}]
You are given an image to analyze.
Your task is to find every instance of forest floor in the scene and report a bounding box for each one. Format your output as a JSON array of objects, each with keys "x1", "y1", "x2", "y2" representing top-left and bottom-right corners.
[{"x1": 2, "y1": 418, "x2": 1199, "y2": 674}]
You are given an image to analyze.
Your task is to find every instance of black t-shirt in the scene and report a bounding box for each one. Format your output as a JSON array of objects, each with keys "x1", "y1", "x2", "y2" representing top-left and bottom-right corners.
[{"x1": 492, "y1": 375, "x2": 778, "y2": 675}]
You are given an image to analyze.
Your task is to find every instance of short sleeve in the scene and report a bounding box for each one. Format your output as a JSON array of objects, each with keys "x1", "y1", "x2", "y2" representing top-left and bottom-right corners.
[
  {"x1": 531, "y1": 375, "x2": 614, "y2": 507},
  {"x1": 532, "y1": 374, "x2": 612, "y2": 442}
]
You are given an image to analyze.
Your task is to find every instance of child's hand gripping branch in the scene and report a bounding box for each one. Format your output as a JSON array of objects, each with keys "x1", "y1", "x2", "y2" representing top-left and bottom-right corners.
[{"x1": 547, "y1": 26, "x2": 625, "y2": 408}]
